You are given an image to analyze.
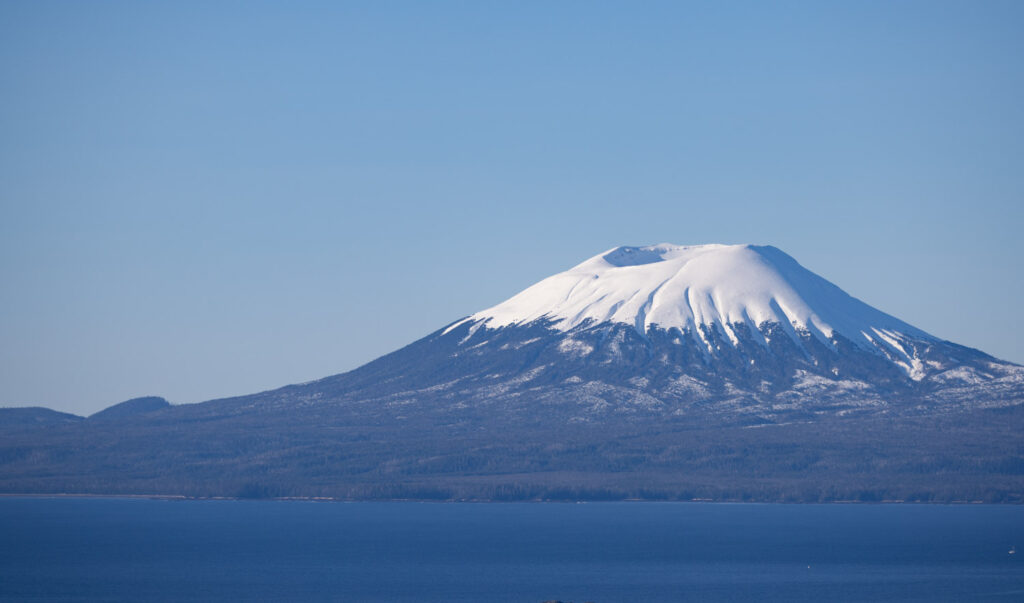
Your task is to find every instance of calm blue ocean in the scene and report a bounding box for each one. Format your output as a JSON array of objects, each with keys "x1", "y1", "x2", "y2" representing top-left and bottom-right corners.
[{"x1": 0, "y1": 498, "x2": 1021, "y2": 602}]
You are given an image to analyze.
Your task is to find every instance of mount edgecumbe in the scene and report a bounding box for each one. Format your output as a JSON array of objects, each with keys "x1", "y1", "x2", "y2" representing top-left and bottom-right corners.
[{"x1": 2, "y1": 244, "x2": 1023, "y2": 502}]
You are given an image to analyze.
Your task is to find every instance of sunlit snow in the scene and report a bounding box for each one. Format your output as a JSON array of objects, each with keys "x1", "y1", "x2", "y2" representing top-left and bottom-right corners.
[{"x1": 465, "y1": 244, "x2": 932, "y2": 352}]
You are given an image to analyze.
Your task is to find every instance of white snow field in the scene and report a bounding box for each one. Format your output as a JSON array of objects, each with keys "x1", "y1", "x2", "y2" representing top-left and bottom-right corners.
[{"x1": 459, "y1": 244, "x2": 932, "y2": 349}]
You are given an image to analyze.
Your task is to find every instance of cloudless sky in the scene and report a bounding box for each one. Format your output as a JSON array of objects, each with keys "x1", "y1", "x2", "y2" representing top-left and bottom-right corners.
[{"x1": 2, "y1": 1, "x2": 1022, "y2": 415}]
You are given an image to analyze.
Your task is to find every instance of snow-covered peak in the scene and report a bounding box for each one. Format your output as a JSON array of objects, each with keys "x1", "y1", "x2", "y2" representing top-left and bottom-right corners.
[{"x1": 459, "y1": 243, "x2": 933, "y2": 350}]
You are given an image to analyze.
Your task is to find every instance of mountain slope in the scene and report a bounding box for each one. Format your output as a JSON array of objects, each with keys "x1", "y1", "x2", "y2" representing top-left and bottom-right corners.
[
  {"x1": 230, "y1": 243, "x2": 1022, "y2": 426},
  {"x1": 0, "y1": 243, "x2": 1021, "y2": 502}
]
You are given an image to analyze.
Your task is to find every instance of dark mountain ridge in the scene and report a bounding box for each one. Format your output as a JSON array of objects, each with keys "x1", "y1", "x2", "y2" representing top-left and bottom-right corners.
[
  {"x1": 88, "y1": 396, "x2": 170, "y2": 421},
  {"x1": 0, "y1": 407, "x2": 83, "y2": 428}
]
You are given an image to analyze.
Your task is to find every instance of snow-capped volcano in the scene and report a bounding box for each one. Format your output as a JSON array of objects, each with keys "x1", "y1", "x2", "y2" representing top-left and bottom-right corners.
[
  {"x1": 463, "y1": 243, "x2": 929, "y2": 345},
  {"x1": 468, "y1": 242, "x2": 933, "y2": 337},
  {"x1": 453, "y1": 244, "x2": 938, "y2": 379},
  {"x1": 422, "y1": 243, "x2": 1022, "y2": 404},
  {"x1": 4, "y1": 243, "x2": 1023, "y2": 503}
]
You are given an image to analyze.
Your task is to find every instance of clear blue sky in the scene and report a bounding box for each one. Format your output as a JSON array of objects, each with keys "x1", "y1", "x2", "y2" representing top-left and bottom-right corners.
[{"x1": 2, "y1": 1, "x2": 1022, "y2": 415}]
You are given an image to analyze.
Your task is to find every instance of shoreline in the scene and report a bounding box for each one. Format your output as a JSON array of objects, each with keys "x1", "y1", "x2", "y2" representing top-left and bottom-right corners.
[{"x1": 0, "y1": 493, "x2": 1010, "y2": 505}]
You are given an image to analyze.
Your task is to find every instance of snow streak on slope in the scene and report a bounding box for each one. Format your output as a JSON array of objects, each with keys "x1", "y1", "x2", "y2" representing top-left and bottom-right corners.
[{"x1": 456, "y1": 244, "x2": 934, "y2": 352}]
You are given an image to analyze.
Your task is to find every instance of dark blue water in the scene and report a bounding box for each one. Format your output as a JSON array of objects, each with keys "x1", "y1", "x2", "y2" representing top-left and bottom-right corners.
[{"x1": 1, "y1": 498, "x2": 1022, "y2": 602}]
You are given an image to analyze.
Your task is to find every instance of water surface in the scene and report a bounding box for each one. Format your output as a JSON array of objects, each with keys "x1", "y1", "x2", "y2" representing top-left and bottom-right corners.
[{"x1": 1, "y1": 498, "x2": 1021, "y2": 602}]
